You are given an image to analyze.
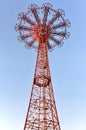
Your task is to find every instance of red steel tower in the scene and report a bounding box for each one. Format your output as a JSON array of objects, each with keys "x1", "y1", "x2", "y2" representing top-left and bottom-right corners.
[{"x1": 15, "y1": 3, "x2": 70, "y2": 130}]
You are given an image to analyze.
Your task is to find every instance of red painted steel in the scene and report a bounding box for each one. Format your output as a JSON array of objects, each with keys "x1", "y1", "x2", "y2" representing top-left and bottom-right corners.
[{"x1": 15, "y1": 3, "x2": 70, "y2": 130}]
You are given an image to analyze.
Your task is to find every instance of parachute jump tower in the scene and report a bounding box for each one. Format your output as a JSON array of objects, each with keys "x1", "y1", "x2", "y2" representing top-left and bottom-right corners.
[{"x1": 15, "y1": 3, "x2": 70, "y2": 130}]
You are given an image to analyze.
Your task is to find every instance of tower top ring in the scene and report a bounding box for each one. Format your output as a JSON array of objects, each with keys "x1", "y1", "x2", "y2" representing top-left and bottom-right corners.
[{"x1": 15, "y1": 3, "x2": 70, "y2": 51}]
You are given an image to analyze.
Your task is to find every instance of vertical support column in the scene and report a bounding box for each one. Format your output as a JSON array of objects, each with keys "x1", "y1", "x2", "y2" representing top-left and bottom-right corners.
[{"x1": 24, "y1": 35, "x2": 61, "y2": 130}]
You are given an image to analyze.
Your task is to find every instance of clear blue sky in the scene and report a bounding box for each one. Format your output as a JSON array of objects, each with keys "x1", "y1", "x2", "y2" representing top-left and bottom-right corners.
[{"x1": 0, "y1": 0, "x2": 86, "y2": 130}]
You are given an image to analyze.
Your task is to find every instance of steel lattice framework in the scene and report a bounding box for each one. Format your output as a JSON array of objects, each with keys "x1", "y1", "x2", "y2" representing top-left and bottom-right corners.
[{"x1": 15, "y1": 3, "x2": 70, "y2": 130}]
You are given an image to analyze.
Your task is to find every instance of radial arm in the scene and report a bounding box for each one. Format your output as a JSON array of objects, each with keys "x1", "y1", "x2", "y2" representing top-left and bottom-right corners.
[
  {"x1": 43, "y1": 6, "x2": 49, "y2": 25},
  {"x1": 47, "y1": 11, "x2": 60, "y2": 27},
  {"x1": 51, "y1": 31, "x2": 66, "y2": 37},
  {"x1": 20, "y1": 13, "x2": 36, "y2": 26},
  {"x1": 31, "y1": 8, "x2": 41, "y2": 24},
  {"x1": 16, "y1": 25, "x2": 34, "y2": 31},
  {"x1": 52, "y1": 21, "x2": 66, "y2": 29},
  {"x1": 20, "y1": 33, "x2": 32, "y2": 39},
  {"x1": 50, "y1": 36, "x2": 60, "y2": 45}
]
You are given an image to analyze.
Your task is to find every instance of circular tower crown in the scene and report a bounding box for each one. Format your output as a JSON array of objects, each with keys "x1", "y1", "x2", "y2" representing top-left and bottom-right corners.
[{"x1": 15, "y1": 3, "x2": 70, "y2": 51}]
